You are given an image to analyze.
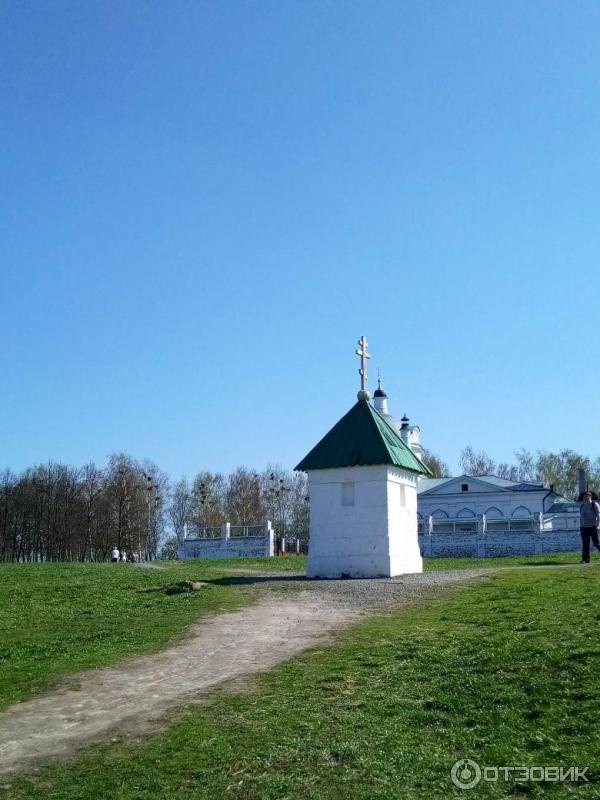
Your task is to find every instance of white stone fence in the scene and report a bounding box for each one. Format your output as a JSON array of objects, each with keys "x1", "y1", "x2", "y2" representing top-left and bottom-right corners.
[
  {"x1": 418, "y1": 511, "x2": 581, "y2": 558},
  {"x1": 177, "y1": 521, "x2": 275, "y2": 559},
  {"x1": 541, "y1": 513, "x2": 581, "y2": 531},
  {"x1": 183, "y1": 523, "x2": 271, "y2": 540},
  {"x1": 418, "y1": 513, "x2": 541, "y2": 535}
]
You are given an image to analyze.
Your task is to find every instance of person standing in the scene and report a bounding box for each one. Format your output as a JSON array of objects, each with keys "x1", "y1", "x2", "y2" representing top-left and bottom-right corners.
[
  {"x1": 120, "y1": 550, "x2": 127, "y2": 563},
  {"x1": 111, "y1": 547, "x2": 120, "y2": 563},
  {"x1": 580, "y1": 492, "x2": 600, "y2": 563}
]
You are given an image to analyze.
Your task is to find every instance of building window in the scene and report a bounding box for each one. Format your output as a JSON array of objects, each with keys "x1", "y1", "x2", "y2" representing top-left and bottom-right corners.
[
  {"x1": 399, "y1": 485, "x2": 406, "y2": 506},
  {"x1": 461, "y1": 484, "x2": 469, "y2": 492},
  {"x1": 341, "y1": 482, "x2": 355, "y2": 506}
]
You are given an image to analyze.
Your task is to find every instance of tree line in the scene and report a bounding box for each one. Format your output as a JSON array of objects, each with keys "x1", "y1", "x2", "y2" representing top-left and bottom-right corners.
[
  {"x1": 3, "y1": 444, "x2": 595, "y2": 562},
  {"x1": 168, "y1": 465, "x2": 308, "y2": 552},
  {"x1": 0, "y1": 456, "x2": 308, "y2": 562}
]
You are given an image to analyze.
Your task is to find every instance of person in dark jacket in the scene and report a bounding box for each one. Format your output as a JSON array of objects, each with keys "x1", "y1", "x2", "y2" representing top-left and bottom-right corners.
[{"x1": 580, "y1": 492, "x2": 600, "y2": 563}]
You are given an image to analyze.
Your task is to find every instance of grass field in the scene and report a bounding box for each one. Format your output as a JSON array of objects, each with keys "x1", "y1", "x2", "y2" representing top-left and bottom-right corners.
[
  {"x1": 422, "y1": 550, "x2": 584, "y2": 571},
  {"x1": 0, "y1": 552, "x2": 583, "y2": 711},
  {"x1": 0, "y1": 557, "x2": 302, "y2": 710},
  {"x1": 2, "y1": 554, "x2": 599, "y2": 799}
]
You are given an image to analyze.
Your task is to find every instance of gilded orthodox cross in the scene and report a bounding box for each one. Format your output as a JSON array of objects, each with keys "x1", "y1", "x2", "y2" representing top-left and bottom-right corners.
[{"x1": 355, "y1": 335, "x2": 371, "y2": 392}]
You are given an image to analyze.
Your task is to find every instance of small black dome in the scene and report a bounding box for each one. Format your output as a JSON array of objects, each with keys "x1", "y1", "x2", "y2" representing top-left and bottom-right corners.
[{"x1": 374, "y1": 378, "x2": 387, "y2": 398}]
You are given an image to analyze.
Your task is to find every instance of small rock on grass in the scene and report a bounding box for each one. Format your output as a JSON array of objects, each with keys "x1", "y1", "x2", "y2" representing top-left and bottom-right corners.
[{"x1": 165, "y1": 580, "x2": 207, "y2": 595}]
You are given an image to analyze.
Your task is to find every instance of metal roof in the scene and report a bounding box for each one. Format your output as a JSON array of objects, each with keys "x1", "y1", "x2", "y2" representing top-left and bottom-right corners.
[
  {"x1": 417, "y1": 477, "x2": 453, "y2": 493},
  {"x1": 418, "y1": 474, "x2": 551, "y2": 496},
  {"x1": 474, "y1": 475, "x2": 544, "y2": 490},
  {"x1": 508, "y1": 482, "x2": 545, "y2": 491},
  {"x1": 295, "y1": 399, "x2": 432, "y2": 475},
  {"x1": 474, "y1": 475, "x2": 516, "y2": 487},
  {"x1": 547, "y1": 502, "x2": 580, "y2": 512}
]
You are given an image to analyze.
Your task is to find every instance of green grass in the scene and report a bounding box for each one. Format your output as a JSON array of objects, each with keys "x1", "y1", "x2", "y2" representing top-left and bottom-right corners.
[
  {"x1": 3, "y1": 560, "x2": 599, "y2": 799},
  {"x1": 273, "y1": 550, "x2": 583, "y2": 572},
  {"x1": 0, "y1": 551, "x2": 583, "y2": 712},
  {"x1": 280, "y1": 550, "x2": 583, "y2": 573},
  {"x1": 0, "y1": 557, "x2": 302, "y2": 710},
  {"x1": 422, "y1": 549, "x2": 583, "y2": 571}
]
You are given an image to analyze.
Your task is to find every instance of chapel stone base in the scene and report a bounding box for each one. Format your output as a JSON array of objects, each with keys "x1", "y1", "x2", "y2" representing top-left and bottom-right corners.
[{"x1": 307, "y1": 550, "x2": 422, "y2": 579}]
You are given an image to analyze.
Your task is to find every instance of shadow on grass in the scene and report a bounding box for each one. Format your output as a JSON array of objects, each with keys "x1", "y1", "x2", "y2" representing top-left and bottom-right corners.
[
  {"x1": 205, "y1": 574, "x2": 311, "y2": 587},
  {"x1": 519, "y1": 560, "x2": 579, "y2": 567}
]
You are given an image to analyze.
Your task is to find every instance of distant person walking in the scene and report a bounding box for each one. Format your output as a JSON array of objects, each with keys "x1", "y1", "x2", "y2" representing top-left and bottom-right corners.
[
  {"x1": 111, "y1": 547, "x2": 120, "y2": 563},
  {"x1": 580, "y1": 492, "x2": 600, "y2": 563}
]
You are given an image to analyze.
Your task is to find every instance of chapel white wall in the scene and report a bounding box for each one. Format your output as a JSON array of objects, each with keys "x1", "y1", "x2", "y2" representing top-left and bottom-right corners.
[{"x1": 306, "y1": 464, "x2": 422, "y2": 578}]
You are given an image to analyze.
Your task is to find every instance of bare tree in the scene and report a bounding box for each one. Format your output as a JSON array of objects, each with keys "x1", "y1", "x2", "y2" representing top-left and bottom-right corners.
[
  {"x1": 191, "y1": 472, "x2": 226, "y2": 529},
  {"x1": 79, "y1": 463, "x2": 103, "y2": 561},
  {"x1": 288, "y1": 471, "x2": 309, "y2": 544},
  {"x1": 459, "y1": 446, "x2": 496, "y2": 477},
  {"x1": 142, "y1": 461, "x2": 169, "y2": 560},
  {"x1": 421, "y1": 449, "x2": 451, "y2": 478},
  {"x1": 169, "y1": 477, "x2": 192, "y2": 544},
  {"x1": 226, "y1": 468, "x2": 264, "y2": 525},
  {"x1": 513, "y1": 448, "x2": 537, "y2": 482},
  {"x1": 496, "y1": 462, "x2": 520, "y2": 481}
]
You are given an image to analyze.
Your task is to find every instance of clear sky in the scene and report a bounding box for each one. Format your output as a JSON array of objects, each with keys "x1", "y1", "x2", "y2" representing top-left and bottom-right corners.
[{"x1": 2, "y1": 0, "x2": 599, "y2": 479}]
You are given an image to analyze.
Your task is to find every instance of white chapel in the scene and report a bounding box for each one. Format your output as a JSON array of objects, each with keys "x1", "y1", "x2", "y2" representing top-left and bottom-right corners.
[
  {"x1": 295, "y1": 337, "x2": 575, "y2": 568},
  {"x1": 295, "y1": 337, "x2": 431, "y2": 578}
]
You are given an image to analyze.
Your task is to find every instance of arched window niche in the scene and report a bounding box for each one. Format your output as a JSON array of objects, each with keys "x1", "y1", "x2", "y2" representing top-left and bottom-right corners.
[
  {"x1": 456, "y1": 508, "x2": 476, "y2": 518},
  {"x1": 511, "y1": 506, "x2": 531, "y2": 518},
  {"x1": 510, "y1": 506, "x2": 534, "y2": 530},
  {"x1": 485, "y1": 507, "x2": 504, "y2": 518},
  {"x1": 485, "y1": 507, "x2": 508, "y2": 531}
]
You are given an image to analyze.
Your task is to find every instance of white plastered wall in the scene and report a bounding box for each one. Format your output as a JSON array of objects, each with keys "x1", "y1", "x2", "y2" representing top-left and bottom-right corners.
[{"x1": 306, "y1": 464, "x2": 423, "y2": 578}]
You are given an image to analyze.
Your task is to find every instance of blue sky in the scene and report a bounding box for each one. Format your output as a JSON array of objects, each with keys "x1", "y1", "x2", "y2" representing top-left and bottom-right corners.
[{"x1": 2, "y1": 1, "x2": 599, "y2": 479}]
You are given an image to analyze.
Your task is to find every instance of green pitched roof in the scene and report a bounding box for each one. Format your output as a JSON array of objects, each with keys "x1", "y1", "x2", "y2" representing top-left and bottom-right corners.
[{"x1": 295, "y1": 399, "x2": 432, "y2": 475}]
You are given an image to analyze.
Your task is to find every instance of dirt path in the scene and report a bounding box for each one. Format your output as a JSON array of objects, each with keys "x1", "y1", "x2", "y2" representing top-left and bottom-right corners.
[{"x1": 0, "y1": 569, "x2": 486, "y2": 776}]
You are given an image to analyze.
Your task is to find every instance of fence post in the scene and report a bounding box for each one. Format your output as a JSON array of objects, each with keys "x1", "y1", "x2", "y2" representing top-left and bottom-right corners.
[
  {"x1": 423, "y1": 515, "x2": 433, "y2": 557},
  {"x1": 424, "y1": 530, "x2": 432, "y2": 557},
  {"x1": 533, "y1": 512, "x2": 543, "y2": 554},
  {"x1": 267, "y1": 521, "x2": 275, "y2": 557},
  {"x1": 477, "y1": 514, "x2": 486, "y2": 557}
]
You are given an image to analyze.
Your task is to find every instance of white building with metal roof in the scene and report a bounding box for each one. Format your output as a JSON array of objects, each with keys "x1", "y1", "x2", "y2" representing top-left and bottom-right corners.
[
  {"x1": 417, "y1": 474, "x2": 563, "y2": 533},
  {"x1": 376, "y1": 381, "x2": 580, "y2": 556}
]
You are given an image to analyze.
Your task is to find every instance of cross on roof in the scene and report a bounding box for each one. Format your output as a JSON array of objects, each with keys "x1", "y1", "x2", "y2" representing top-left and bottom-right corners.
[{"x1": 355, "y1": 335, "x2": 371, "y2": 392}]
